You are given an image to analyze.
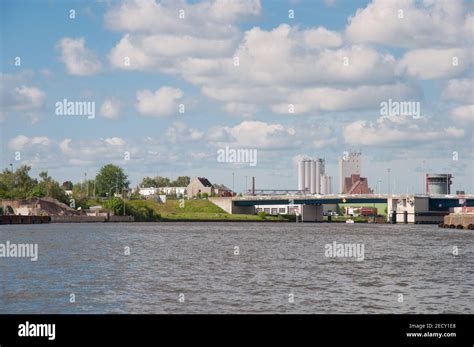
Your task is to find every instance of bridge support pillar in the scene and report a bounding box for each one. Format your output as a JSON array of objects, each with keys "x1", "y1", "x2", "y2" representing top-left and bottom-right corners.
[{"x1": 301, "y1": 204, "x2": 323, "y2": 222}]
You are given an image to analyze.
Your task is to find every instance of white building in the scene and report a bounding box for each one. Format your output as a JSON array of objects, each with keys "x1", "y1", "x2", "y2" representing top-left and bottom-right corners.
[
  {"x1": 338, "y1": 151, "x2": 362, "y2": 193},
  {"x1": 255, "y1": 204, "x2": 302, "y2": 215},
  {"x1": 139, "y1": 187, "x2": 186, "y2": 197},
  {"x1": 297, "y1": 158, "x2": 332, "y2": 194}
]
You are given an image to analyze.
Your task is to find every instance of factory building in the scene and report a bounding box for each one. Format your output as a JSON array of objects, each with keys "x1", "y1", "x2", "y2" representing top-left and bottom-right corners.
[
  {"x1": 426, "y1": 174, "x2": 452, "y2": 194},
  {"x1": 338, "y1": 151, "x2": 362, "y2": 193},
  {"x1": 297, "y1": 158, "x2": 332, "y2": 194}
]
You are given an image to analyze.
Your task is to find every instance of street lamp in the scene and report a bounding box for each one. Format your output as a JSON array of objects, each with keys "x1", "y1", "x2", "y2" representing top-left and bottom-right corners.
[{"x1": 387, "y1": 168, "x2": 391, "y2": 195}]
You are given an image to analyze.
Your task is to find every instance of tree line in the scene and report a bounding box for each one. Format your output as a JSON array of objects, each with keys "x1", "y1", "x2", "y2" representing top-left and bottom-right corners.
[{"x1": 0, "y1": 164, "x2": 190, "y2": 203}]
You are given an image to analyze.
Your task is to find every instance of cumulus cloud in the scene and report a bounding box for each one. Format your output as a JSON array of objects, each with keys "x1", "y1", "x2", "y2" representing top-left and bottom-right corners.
[
  {"x1": 135, "y1": 87, "x2": 183, "y2": 117},
  {"x1": 100, "y1": 98, "x2": 121, "y2": 119},
  {"x1": 57, "y1": 37, "x2": 102, "y2": 75},
  {"x1": 107, "y1": 0, "x2": 260, "y2": 71},
  {"x1": 166, "y1": 121, "x2": 204, "y2": 142},
  {"x1": 451, "y1": 105, "x2": 474, "y2": 124},
  {"x1": 397, "y1": 47, "x2": 472, "y2": 80},
  {"x1": 1, "y1": 73, "x2": 46, "y2": 110},
  {"x1": 442, "y1": 78, "x2": 474, "y2": 103},
  {"x1": 346, "y1": 0, "x2": 473, "y2": 48},
  {"x1": 0, "y1": 72, "x2": 46, "y2": 122},
  {"x1": 343, "y1": 114, "x2": 465, "y2": 146},
  {"x1": 208, "y1": 120, "x2": 296, "y2": 149},
  {"x1": 59, "y1": 137, "x2": 135, "y2": 165},
  {"x1": 8, "y1": 135, "x2": 51, "y2": 150}
]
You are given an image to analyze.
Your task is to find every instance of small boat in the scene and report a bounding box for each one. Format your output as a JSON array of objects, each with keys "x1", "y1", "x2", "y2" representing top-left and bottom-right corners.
[{"x1": 345, "y1": 219, "x2": 355, "y2": 224}]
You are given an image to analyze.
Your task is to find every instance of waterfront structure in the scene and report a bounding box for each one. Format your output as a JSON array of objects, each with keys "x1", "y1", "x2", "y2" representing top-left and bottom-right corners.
[
  {"x1": 138, "y1": 186, "x2": 186, "y2": 197},
  {"x1": 212, "y1": 184, "x2": 233, "y2": 197},
  {"x1": 339, "y1": 151, "x2": 362, "y2": 193},
  {"x1": 186, "y1": 177, "x2": 213, "y2": 198},
  {"x1": 213, "y1": 193, "x2": 474, "y2": 223},
  {"x1": 297, "y1": 158, "x2": 331, "y2": 194},
  {"x1": 426, "y1": 173, "x2": 452, "y2": 194},
  {"x1": 255, "y1": 204, "x2": 301, "y2": 215},
  {"x1": 139, "y1": 187, "x2": 159, "y2": 196},
  {"x1": 342, "y1": 174, "x2": 370, "y2": 194},
  {"x1": 321, "y1": 174, "x2": 333, "y2": 194}
]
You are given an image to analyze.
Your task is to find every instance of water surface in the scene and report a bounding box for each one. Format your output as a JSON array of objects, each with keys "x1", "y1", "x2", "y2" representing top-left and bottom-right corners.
[{"x1": 0, "y1": 222, "x2": 472, "y2": 314}]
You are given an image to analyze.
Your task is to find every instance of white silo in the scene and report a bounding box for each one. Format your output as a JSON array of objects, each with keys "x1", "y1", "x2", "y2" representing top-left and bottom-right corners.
[
  {"x1": 315, "y1": 160, "x2": 321, "y2": 194},
  {"x1": 297, "y1": 160, "x2": 305, "y2": 191},
  {"x1": 326, "y1": 175, "x2": 333, "y2": 194},
  {"x1": 316, "y1": 159, "x2": 325, "y2": 194},
  {"x1": 310, "y1": 160, "x2": 316, "y2": 194},
  {"x1": 304, "y1": 160, "x2": 311, "y2": 192}
]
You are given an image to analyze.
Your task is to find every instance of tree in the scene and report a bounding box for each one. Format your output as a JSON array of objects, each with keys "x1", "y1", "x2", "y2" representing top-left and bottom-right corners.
[
  {"x1": 154, "y1": 176, "x2": 170, "y2": 187},
  {"x1": 171, "y1": 176, "x2": 190, "y2": 187},
  {"x1": 140, "y1": 177, "x2": 156, "y2": 187},
  {"x1": 95, "y1": 164, "x2": 129, "y2": 197},
  {"x1": 0, "y1": 165, "x2": 37, "y2": 199},
  {"x1": 62, "y1": 181, "x2": 73, "y2": 190},
  {"x1": 30, "y1": 170, "x2": 68, "y2": 204}
]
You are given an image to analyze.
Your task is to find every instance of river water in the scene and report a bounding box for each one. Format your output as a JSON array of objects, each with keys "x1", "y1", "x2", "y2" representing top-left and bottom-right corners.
[{"x1": 0, "y1": 222, "x2": 472, "y2": 314}]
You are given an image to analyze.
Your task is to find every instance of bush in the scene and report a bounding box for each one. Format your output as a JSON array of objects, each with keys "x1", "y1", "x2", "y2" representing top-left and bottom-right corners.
[{"x1": 258, "y1": 211, "x2": 266, "y2": 220}]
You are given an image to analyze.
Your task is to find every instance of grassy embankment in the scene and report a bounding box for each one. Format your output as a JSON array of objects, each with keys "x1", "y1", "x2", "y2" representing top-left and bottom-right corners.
[{"x1": 126, "y1": 199, "x2": 292, "y2": 222}]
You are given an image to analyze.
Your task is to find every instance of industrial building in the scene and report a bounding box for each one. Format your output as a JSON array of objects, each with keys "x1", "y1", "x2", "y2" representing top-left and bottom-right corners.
[
  {"x1": 297, "y1": 158, "x2": 332, "y2": 194},
  {"x1": 338, "y1": 152, "x2": 370, "y2": 194},
  {"x1": 426, "y1": 174, "x2": 452, "y2": 194}
]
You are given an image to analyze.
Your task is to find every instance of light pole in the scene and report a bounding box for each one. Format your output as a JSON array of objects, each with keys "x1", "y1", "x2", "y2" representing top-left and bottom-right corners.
[
  {"x1": 387, "y1": 168, "x2": 391, "y2": 195},
  {"x1": 85, "y1": 172, "x2": 89, "y2": 197},
  {"x1": 377, "y1": 179, "x2": 381, "y2": 194},
  {"x1": 232, "y1": 172, "x2": 235, "y2": 194},
  {"x1": 245, "y1": 176, "x2": 248, "y2": 194}
]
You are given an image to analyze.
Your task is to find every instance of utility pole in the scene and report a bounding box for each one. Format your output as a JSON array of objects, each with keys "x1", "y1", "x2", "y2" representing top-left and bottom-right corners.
[
  {"x1": 245, "y1": 176, "x2": 248, "y2": 193},
  {"x1": 387, "y1": 168, "x2": 391, "y2": 195},
  {"x1": 232, "y1": 172, "x2": 235, "y2": 194},
  {"x1": 85, "y1": 172, "x2": 89, "y2": 197}
]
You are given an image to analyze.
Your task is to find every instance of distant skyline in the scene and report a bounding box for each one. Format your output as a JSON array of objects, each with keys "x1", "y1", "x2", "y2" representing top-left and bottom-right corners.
[{"x1": 0, "y1": 0, "x2": 473, "y2": 194}]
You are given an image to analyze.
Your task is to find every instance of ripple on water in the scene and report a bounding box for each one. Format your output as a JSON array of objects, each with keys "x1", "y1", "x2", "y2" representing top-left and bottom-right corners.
[{"x1": 0, "y1": 222, "x2": 472, "y2": 314}]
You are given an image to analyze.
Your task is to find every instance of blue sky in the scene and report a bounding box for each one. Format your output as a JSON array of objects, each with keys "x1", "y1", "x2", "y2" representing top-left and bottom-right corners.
[{"x1": 0, "y1": 0, "x2": 473, "y2": 193}]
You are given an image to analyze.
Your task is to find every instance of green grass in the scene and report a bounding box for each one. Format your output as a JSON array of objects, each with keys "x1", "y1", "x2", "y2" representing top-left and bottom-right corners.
[{"x1": 129, "y1": 199, "x2": 291, "y2": 221}]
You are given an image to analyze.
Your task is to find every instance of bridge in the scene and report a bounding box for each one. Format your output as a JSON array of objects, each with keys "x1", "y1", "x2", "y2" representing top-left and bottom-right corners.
[{"x1": 209, "y1": 194, "x2": 474, "y2": 223}]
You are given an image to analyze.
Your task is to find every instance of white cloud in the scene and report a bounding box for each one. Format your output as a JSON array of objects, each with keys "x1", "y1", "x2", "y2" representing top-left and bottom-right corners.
[
  {"x1": 57, "y1": 37, "x2": 102, "y2": 76},
  {"x1": 8, "y1": 135, "x2": 51, "y2": 150},
  {"x1": 59, "y1": 137, "x2": 135, "y2": 165},
  {"x1": 135, "y1": 87, "x2": 183, "y2": 117},
  {"x1": 451, "y1": 105, "x2": 474, "y2": 124},
  {"x1": 343, "y1": 114, "x2": 465, "y2": 146},
  {"x1": 100, "y1": 98, "x2": 121, "y2": 119},
  {"x1": 442, "y1": 78, "x2": 474, "y2": 103},
  {"x1": 209, "y1": 120, "x2": 296, "y2": 149},
  {"x1": 107, "y1": 0, "x2": 260, "y2": 71},
  {"x1": 223, "y1": 102, "x2": 259, "y2": 118},
  {"x1": 104, "y1": 137, "x2": 126, "y2": 146},
  {"x1": 165, "y1": 121, "x2": 204, "y2": 142},
  {"x1": 271, "y1": 82, "x2": 419, "y2": 114},
  {"x1": 0, "y1": 72, "x2": 46, "y2": 117},
  {"x1": 346, "y1": 0, "x2": 472, "y2": 48},
  {"x1": 397, "y1": 47, "x2": 472, "y2": 80}
]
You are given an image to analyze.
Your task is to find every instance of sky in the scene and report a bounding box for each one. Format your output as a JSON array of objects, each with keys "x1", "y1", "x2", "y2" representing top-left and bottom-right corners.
[{"x1": 0, "y1": 0, "x2": 473, "y2": 194}]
